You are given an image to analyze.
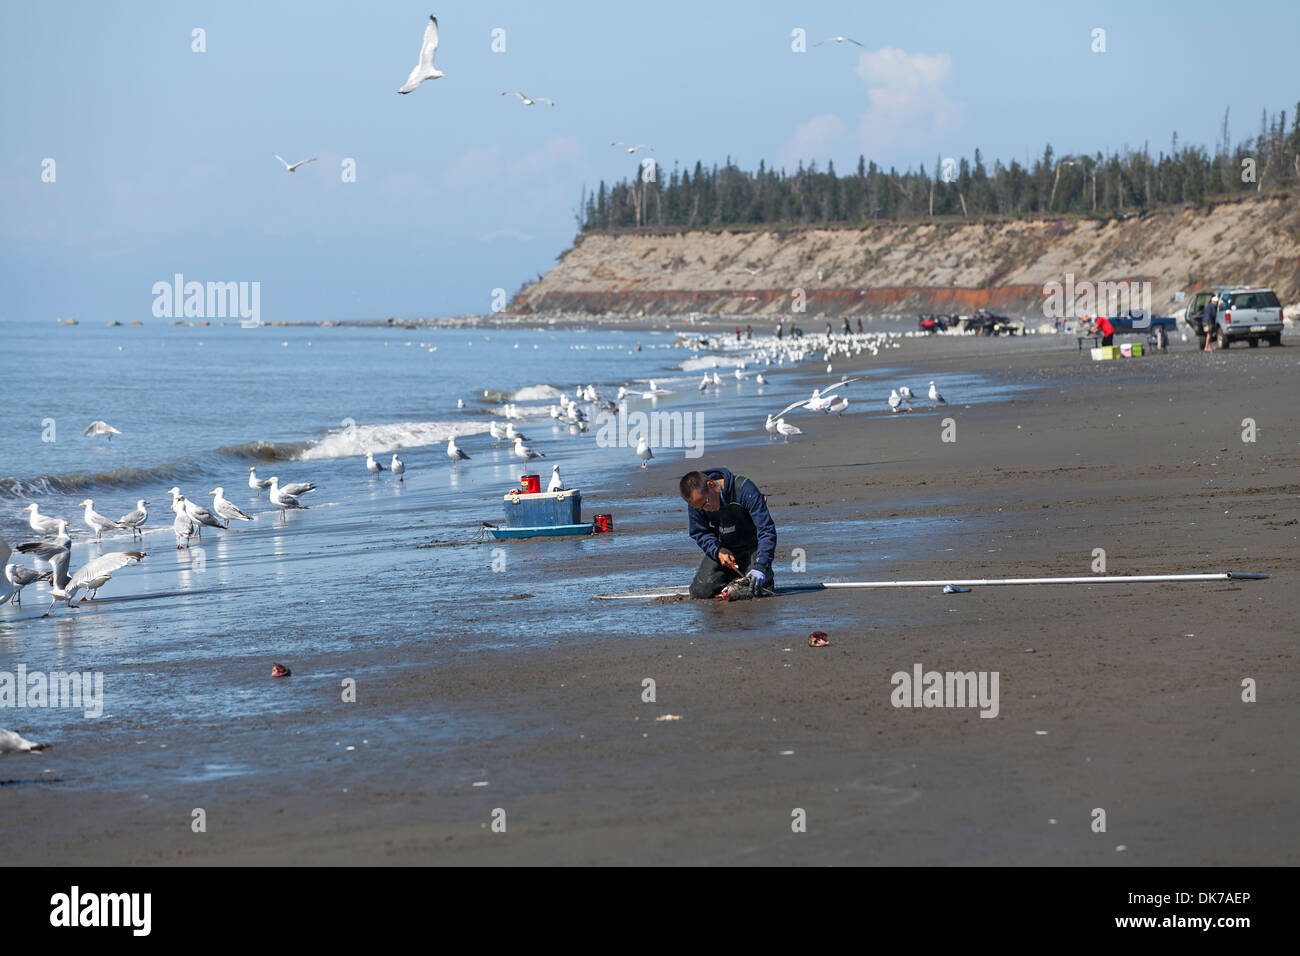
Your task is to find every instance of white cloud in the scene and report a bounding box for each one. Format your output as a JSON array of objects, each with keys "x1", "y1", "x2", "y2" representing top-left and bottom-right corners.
[
  {"x1": 855, "y1": 48, "x2": 962, "y2": 150},
  {"x1": 779, "y1": 114, "x2": 848, "y2": 169}
]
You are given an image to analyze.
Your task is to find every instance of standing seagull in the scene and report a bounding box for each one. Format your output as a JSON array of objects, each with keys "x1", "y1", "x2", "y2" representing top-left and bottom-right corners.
[
  {"x1": 775, "y1": 418, "x2": 803, "y2": 442},
  {"x1": 398, "y1": 15, "x2": 444, "y2": 94},
  {"x1": 170, "y1": 501, "x2": 198, "y2": 549},
  {"x1": 513, "y1": 437, "x2": 544, "y2": 461},
  {"x1": 829, "y1": 396, "x2": 849, "y2": 415},
  {"x1": 117, "y1": 499, "x2": 149, "y2": 540},
  {"x1": 273, "y1": 154, "x2": 317, "y2": 173},
  {"x1": 888, "y1": 389, "x2": 903, "y2": 413},
  {"x1": 209, "y1": 488, "x2": 254, "y2": 526},
  {"x1": 15, "y1": 521, "x2": 72, "y2": 586},
  {"x1": 78, "y1": 499, "x2": 124, "y2": 542},
  {"x1": 248, "y1": 467, "x2": 273, "y2": 497},
  {"x1": 547, "y1": 465, "x2": 564, "y2": 492},
  {"x1": 366, "y1": 452, "x2": 386, "y2": 475},
  {"x1": 764, "y1": 414, "x2": 779, "y2": 441},
  {"x1": 391, "y1": 454, "x2": 405, "y2": 481},
  {"x1": 267, "y1": 477, "x2": 308, "y2": 522},
  {"x1": 899, "y1": 386, "x2": 916, "y2": 403},
  {"x1": 83, "y1": 420, "x2": 121, "y2": 440},
  {"x1": 279, "y1": 478, "x2": 317, "y2": 498},
  {"x1": 167, "y1": 488, "x2": 223, "y2": 538},
  {"x1": 447, "y1": 437, "x2": 470, "y2": 463},
  {"x1": 928, "y1": 381, "x2": 947, "y2": 406},
  {"x1": 23, "y1": 503, "x2": 64, "y2": 536},
  {"x1": 5, "y1": 564, "x2": 51, "y2": 607},
  {"x1": 502, "y1": 91, "x2": 555, "y2": 106},
  {"x1": 636, "y1": 437, "x2": 654, "y2": 468}
]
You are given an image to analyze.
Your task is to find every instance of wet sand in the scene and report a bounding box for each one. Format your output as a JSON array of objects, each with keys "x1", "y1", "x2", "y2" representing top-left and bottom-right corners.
[{"x1": 3, "y1": 334, "x2": 1297, "y2": 865}]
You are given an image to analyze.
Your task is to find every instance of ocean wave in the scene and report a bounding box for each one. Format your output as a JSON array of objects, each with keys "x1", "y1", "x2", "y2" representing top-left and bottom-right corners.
[
  {"x1": 296, "y1": 420, "x2": 491, "y2": 461},
  {"x1": 513, "y1": 384, "x2": 564, "y2": 402}
]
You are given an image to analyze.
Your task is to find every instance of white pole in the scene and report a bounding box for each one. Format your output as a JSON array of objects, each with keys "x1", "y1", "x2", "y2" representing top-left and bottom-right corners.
[{"x1": 820, "y1": 572, "x2": 1266, "y2": 589}]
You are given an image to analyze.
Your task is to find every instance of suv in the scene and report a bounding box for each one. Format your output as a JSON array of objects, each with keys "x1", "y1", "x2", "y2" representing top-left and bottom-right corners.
[
  {"x1": 1184, "y1": 288, "x2": 1226, "y2": 347},
  {"x1": 1210, "y1": 288, "x2": 1285, "y2": 349}
]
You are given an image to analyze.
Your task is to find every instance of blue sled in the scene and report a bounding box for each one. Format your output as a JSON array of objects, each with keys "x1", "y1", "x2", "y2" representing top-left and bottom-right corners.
[{"x1": 488, "y1": 523, "x2": 594, "y2": 540}]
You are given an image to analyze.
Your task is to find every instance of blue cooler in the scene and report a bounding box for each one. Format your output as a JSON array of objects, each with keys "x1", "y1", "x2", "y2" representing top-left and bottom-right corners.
[{"x1": 502, "y1": 489, "x2": 583, "y2": 528}]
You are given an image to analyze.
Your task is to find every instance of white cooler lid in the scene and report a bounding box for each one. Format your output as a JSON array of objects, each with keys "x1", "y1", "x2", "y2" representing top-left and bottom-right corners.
[{"x1": 502, "y1": 488, "x2": 581, "y2": 502}]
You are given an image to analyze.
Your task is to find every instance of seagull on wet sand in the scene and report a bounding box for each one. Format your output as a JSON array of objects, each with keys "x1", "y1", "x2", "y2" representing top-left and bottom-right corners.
[
  {"x1": 23, "y1": 503, "x2": 64, "y2": 536},
  {"x1": 118, "y1": 500, "x2": 149, "y2": 539},
  {"x1": 899, "y1": 386, "x2": 916, "y2": 403},
  {"x1": 15, "y1": 521, "x2": 72, "y2": 580},
  {"x1": 929, "y1": 381, "x2": 947, "y2": 405},
  {"x1": 0, "y1": 729, "x2": 47, "y2": 755},
  {"x1": 167, "y1": 488, "x2": 223, "y2": 538},
  {"x1": 171, "y1": 502, "x2": 198, "y2": 548},
  {"x1": 43, "y1": 550, "x2": 146, "y2": 615},
  {"x1": 391, "y1": 455, "x2": 405, "y2": 481},
  {"x1": 278, "y1": 479, "x2": 316, "y2": 498},
  {"x1": 829, "y1": 396, "x2": 849, "y2": 415},
  {"x1": 209, "y1": 488, "x2": 253, "y2": 525},
  {"x1": 366, "y1": 452, "x2": 386, "y2": 475},
  {"x1": 267, "y1": 477, "x2": 308, "y2": 522},
  {"x1": 398, "y1": 15, "x2": 445, "y2": 93},
  {"x1": 5, "y1": 564, "x2": 51, "y2": 607},
  {"x1": 273, "y1": 154, "x2": 317, "y2": 172},
  {"x1": 775, "y1": 418, "x2": 803, "y2": 442},
  {"x1": 636, "y1": 437, "x2": 654, "y2": 468},
  {"x1": 765, "y1": 414, "x2": 779, "y2": 440},
  {"x1": 248, "y1": 467, "x2": 273, "y2": 497},
  {"x1": 889, "y1": 389, "x2": 902, "y2": 412},
  {"x1": 489, "y1": 421, "x2": 506, "y2": 443},
  {"x1": 78, "y1": 499, "x2": 124, "y2": 541},
  {"x1": 447, "y1": 437, "x2": 470, "y2": 462}
]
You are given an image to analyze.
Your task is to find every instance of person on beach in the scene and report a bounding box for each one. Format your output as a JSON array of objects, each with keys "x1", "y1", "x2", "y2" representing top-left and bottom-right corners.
[
  {"x1": 1091, "y1": 314, "x2": 1115, "y2": 347},
  {"x1": 857, "y1": 317, "x2": 863, "y2": 334},
  {"x1": 776, "y1": 322, "x2": 783, "y2": 340},
  {"x1": 680, "y1": 469, "x2": 777, "y2": 599},
  {"x1": 1202, "y1": 294, "x2": 1219, "y2": 351}
]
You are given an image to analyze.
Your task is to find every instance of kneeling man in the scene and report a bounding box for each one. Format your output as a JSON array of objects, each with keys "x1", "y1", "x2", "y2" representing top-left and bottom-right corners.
[{"x1": 679, "y1": 468, "x2": 777, "y2": 598}]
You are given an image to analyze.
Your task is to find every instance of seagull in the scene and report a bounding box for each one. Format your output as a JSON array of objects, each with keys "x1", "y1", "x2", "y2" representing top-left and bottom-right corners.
[
  {"x1": 78, "y1": 499, "x2": 124, "y2": 541},
  {"x1": 447, "y1": 437, "x2": 470, "y2": 462},
  {"x1": 117, "y1": 500, "x2": 148, "y2": 539},
  {"x1": 489, "y1": 421, "x2": 506, "y2": 442},
  {"x1": 248, "y1": 467, "x2": 273, "y2": 497},
  {"x1": 209, "y1": 488, "x2": 253, "y2": 525},
  {"x1": 503, "y1": 91, "x2": 555, "y2": 106},
  {"x1": 267, "y1": 477, "x2": 308, "y2": 522},
  {"x1": 889, "y1": 389, "x2": 903, "y2": 412},
  {"x1": 366, "y1": 452, "x2": 386, "y2": 475},
  {"x1": 829, "y1": 396, "x2": 849, "y2": 415},
  {"x1": 273, "y1": 154, "x2": 317, "y2": 173},
  {"x1": 899, "y1": 386, "x2": 916, "y2": 403},
  {"x1": 698, "y1": 374, "x2": 710, "y2": 391},
  {"x1": 815, "y1": 35, "x2": 864, "y2": 46},
  {"x1": 764, "y1": 414, "x2": 779, "y2": 440},
  {"x1": 612, "y1": 142, "x2": 652, "y2": 154},
  {"x1": 83, "y1": 420, "x2": 121, "y2": 440},
  {"x1": 43, "y1": 550, "x2": 146, "y2": 615},
  {"x1": 0, "y1": 728, "x2": 47, "y2": 756},
  {"x1": 398, "y1": 14, "x2": 445, "y2": 94},
  {"x1": 278, "y1": 479, "x2": 316, "y2": 497},
  {"x1": 23, "y1": 503, "x2": 64, "y2": 536},
  {"x1": 167, "y1": 500, "x2": 196, "y2": 548},
  {"x1": 5, "y1": 564, "x2": 51, "y2": 607},
  {"x1": 167, "y1": 488, "x2": 223, "y2": 537},
  {"x1": 775, "y1": 418, "x2": 803, "y2": 442},
  {"x1": 636, "y1": 437, "x2": 654, "y2": 468},
  {"x1": 774, "y1": 377, "x2": 866, "y2": 418},
  {"x1": 391, "y1": 454, "x2": 405, "y2": 481},
  {"x1": 756, "y1": 373, "x2": 768, "y2": 385},
  {"x1": 513, "y1": 437, "x2": 544, "y2": 460},
  {"x1": 505, "y1": 423, "x2": 529, "y2": 442},
  {"x1": 928, "y1": 381, "x2": 947, "y2": 405},
  {"x1": 15, "y1": 521, "x2": 72, "y2": 581},
  {"x1": 547, "y1": 465, "x2": 564, "y2": 492}
]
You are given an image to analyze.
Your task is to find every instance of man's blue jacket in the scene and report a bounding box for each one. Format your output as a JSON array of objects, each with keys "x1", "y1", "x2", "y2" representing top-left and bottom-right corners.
[{"x1": 686, "y1": 467, "x2": 777, "y2": 575}]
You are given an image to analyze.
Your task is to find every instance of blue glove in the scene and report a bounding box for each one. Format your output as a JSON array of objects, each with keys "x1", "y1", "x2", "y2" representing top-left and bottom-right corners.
[{"x1": 747, "y1": 569, "x2": 767, "y2": 589}]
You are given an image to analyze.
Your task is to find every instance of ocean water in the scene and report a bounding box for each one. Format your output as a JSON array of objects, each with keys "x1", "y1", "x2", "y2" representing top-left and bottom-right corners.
[{"x1": 0, "y1": 318, "x2": 1028, "y2": 790}]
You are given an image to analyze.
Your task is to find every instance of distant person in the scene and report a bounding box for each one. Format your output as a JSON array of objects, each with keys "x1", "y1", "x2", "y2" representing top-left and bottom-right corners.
[
  {"x1": 857, "y1": 317, "x2": 863, "y2": 334},
  {"x1": 745, "y1": 324, "x2": 752, "y2": 340},
  {"x1": 679, "y1": 469, "x2": 777, "y2": 599},
  {"x1": 843, "y1": 317, "x2": 851, "y2": 335},
  {"x1": 1202, "y1": 294, "x2": 1219, "y2": 351},
  {"x1": 776, "y1": 322, "x2": 784, "y2": 340},
  {"x1": 734, "y1": 327, "x2": 741, "y2": 341},
  {"x1": 1155, "y1": 323, "x2": 1168, "y2": 352},
  {"x1": 1091, "y1": 314, "x2": 1115, "y2": 347},
  {"x1": 825, "y1": 323, "x2": 832, "y2": 337}
]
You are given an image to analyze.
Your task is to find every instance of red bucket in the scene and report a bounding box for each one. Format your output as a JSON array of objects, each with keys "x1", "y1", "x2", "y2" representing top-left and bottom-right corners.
[
  {"x1": 520, "y1": 474, "x2": 541, "y2": 494},
  {"x1": 593, "y1": 514, "x2": 613, "y2": 533}
]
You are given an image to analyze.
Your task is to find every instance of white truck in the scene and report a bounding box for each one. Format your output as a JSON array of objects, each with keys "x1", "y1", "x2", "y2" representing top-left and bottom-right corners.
[{"x1": 1184, "y1": 287, "x2": 1284, "y2": 349}]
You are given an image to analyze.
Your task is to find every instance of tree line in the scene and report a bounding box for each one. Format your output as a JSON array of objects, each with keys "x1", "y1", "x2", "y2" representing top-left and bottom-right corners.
[{"x1": 578, "y1": 102, "x2": 1300, "y2": 231}]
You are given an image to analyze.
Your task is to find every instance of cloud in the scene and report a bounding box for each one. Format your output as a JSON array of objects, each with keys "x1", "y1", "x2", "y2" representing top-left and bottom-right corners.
[
  {"x1": 854, "y1": 48, "x2": 962, "y2": 150},
  {"x1": 779, "y1": 114, "x2": 848, "y2": 169}
]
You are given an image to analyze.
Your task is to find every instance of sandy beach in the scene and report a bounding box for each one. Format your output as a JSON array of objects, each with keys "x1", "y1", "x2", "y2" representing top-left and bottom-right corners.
[{"x1": 2, "y1": 331, "x2": 1296, "y2": 865}]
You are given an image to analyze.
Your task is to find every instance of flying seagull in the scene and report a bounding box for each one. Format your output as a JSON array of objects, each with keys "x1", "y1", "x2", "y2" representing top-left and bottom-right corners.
[
  {"x1": 612, "y1": 142, "x2": 652, "y2": 154},
  {"x1": 43, "y1": 550, "x2": 147, "y2": 616},
  {"x1": 503, "y1": 91, "x2": 555, "y2": 106},
  {"x1": 83, "y1": 420, "x2": 121, "y2": 440},
  {"x1": 398, "y1": 14, "x2": 445, "y2": 94},
  {"x1": 815, "y1": 36, "x2": 864, "y2": 46},
  {"x1": 273, "y1": 154, "x2": 317, "y2": 173}
]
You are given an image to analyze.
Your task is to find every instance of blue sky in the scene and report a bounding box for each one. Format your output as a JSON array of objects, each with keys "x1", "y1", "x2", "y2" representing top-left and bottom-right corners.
[{"x1": 1, "y1": 0, "x2": 1295, "y2": 321}]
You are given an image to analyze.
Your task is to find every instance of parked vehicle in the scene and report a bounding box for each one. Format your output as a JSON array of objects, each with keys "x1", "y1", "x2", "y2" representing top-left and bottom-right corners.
[
  {"x1": 1183, "y1": 289, "x2": 1225, "y2": 347},
  {"x1": 1208, "y1": 288, "x2": 1285, "y2": 349}
]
